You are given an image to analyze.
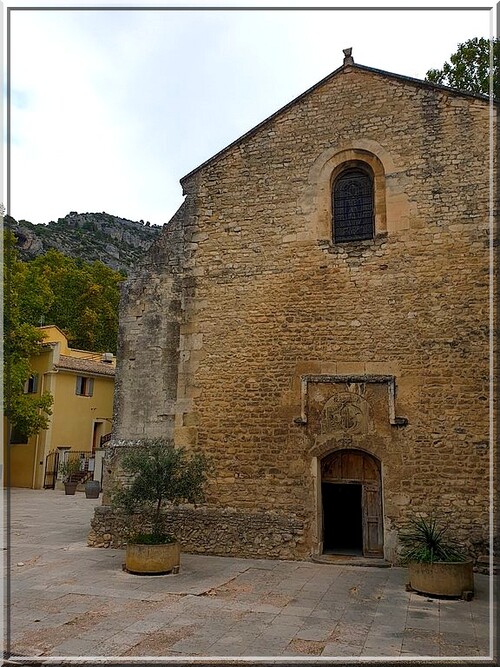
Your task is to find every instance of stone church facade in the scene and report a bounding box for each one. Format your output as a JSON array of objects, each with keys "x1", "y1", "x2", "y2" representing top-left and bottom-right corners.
[{"x1": 90, "y1": 54, "x2": 495, "y2": 564}]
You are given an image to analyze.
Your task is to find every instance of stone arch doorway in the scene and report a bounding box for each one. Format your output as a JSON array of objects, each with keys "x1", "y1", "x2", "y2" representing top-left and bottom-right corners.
[{"x1": 321, "y1": 448, "x2": 383, "y2": 558}]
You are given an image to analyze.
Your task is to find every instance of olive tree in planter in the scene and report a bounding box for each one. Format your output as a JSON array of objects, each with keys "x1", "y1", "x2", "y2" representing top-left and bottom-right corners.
[
  {"x1": 58, "y1": 459, "x2": 82, "y2": 495},
  {"x1": 111, "y1": 438, "x2": 208, "y2": 575},
  {"x1": 400, "y1": 514, "x2": 474, "y2": 600}
]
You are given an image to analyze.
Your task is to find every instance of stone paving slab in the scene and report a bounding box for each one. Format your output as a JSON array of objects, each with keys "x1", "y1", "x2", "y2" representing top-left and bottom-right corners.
[{"x1": 4, "y1": 488, "x2": 495, "y2": 661}]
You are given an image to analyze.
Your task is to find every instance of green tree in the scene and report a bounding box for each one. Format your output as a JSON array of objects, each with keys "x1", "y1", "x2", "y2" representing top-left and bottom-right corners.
[
  {"x1": 3, "y1": 230, "x2": 53, "y2": 439},
  {"x1": 16, "y1": 259, "x2": 54, "y2": 326},
  {"x1": 23, "y1": 249, "x2": 123, "y2": 353},
  {"x1": 4, "y1": 216, "x2": 124, "y2": 440},
  {"x1": 111, "y1": 439, "x2": 209, "y2": 542},
  {"x1": 426, "y1": 37, "x2": 499, "y2": 99}
]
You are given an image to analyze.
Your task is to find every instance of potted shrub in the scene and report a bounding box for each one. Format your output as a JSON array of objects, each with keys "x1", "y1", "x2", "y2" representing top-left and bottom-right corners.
[
  {"x1": 58, "y1": 459, "x2": 82, "y2": 495},
  {"x1": 399, "y1": 514, "x2": 474, "y2": 600},
  {"x1": 111, "y1": 438, "x2": 208, "y2": 575}
]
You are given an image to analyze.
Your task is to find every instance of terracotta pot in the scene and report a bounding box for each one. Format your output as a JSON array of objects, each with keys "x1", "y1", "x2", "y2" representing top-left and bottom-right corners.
[
  {"x1": 64, "y1": 481, "x2": 78, "y2": 495},
  {"x1": 125, "y1": 541, "x2": 180, "y2": 575},
  {"x1": 408, "y1": 560, "x2": 474, "y2": 598}
]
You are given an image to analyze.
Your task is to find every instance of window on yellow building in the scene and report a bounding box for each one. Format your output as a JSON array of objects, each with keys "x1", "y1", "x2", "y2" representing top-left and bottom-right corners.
[
  {"x1": 24, "y1": 373, "x2": 39, "y2": 394},
  {"x1": 76, "y1": 376, "x2": 94, "y2": 397}
]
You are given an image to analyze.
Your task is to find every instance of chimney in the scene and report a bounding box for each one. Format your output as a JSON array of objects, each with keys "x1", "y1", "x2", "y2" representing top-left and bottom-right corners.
[
  {"x1": 343, "y1": 47, "x2": 354, "y2": 66},
  {"x1": 102, "y1": 352, "x2": 114, "y2": 363}
]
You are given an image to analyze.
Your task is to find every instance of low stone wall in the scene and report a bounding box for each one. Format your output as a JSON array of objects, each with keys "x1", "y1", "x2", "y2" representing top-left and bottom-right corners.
[
  {"x1": 89, "y1": 505, "x2": 490, "y2": 567},
  {"x1": 88, "y1": 504, "x2": 308, "y2": 560}
]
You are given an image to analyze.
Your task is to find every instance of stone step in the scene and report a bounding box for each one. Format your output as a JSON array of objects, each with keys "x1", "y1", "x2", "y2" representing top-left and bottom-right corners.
[{"x1": 311, "y1": 554, "x2": 391, "y2": 568}]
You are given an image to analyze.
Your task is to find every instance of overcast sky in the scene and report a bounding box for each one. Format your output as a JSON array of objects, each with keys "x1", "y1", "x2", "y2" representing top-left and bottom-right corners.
[{"x1": 5, "y1": 1, "x2": 494, "y2": 227}]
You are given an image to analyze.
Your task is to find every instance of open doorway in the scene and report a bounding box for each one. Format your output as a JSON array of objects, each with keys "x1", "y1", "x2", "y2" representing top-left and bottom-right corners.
[
  {"x1": 320, "y1": 449, "x2": 384, "y2": 558},
  {"x1": 92, "y1": 421, "x2": 105, "y2": 454},
  {"x1": 322, "y1": 482, "x2": 363, "y2": 555}
]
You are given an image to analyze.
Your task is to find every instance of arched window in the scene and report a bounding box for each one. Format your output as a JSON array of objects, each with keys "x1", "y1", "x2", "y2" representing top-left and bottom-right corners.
[{"x1": 332, "y1": 167, "x2": 374, "y2": 242}]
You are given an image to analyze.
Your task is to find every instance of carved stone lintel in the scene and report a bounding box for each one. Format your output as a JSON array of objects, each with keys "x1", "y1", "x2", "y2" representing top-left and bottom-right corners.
[{"x1": 293, "y1": 374, "x2": 408, "y2": 428}]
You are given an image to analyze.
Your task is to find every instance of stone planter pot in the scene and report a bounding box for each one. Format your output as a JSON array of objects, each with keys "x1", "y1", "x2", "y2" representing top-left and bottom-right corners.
[
  {"x1": 408, "y1": 560, "x2": 474, "y2": 599},
  {"x1": 125, "y1": 541, "x2": 181, "y2": 575},
  {"x1": 85, "y1": 480, "x2": 100, "y2": 499},
  {"x1": 64, "y1": 481, "x2": 78, "y2": 495}
]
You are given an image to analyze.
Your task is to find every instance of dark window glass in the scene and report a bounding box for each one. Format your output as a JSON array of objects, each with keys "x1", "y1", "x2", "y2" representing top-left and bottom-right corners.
[
  {"x1": 25, "y1": 373, "x2": 38, "y2": 394},
  {"x1": 76, "y1": 376, "x2": 94, "y2": 397},
  {"x1": 333, "y1": 169, "x2": 374, "y2": 242}
]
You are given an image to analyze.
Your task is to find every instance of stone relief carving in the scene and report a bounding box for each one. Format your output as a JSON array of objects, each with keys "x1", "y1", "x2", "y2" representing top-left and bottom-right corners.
[
  {"x1": 295, "y1": 374, "x2": 407, "y2": 428},
  {"x1": 320, "y1": 391, "x2": 371, "y2": 435}
]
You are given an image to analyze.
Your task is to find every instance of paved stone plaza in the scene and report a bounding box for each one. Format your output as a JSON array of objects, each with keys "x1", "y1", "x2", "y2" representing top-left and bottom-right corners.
[{"x1": 5, "y1": 489, "x2": 493, "y2": 660}]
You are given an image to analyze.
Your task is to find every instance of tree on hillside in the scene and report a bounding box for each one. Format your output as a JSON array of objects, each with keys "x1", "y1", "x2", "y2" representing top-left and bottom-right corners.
[
  {"x1": 3, "y1": 231, "x2": 53, "y2": 440},
  {"x1": 16, "y1": 249, "x2": 124, "y2": 354},
  {"x1": 4, "y1": 217, "x2": 124, "y2": 441},
  {"x1": 425, "y1": 37, "x2": 499, "y2": 99}
]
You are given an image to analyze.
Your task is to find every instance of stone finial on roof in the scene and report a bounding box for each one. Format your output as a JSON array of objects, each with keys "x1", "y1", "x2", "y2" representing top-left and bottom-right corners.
[{"x1": 343, "y1": 47, "x2": 354, "y2": 66}]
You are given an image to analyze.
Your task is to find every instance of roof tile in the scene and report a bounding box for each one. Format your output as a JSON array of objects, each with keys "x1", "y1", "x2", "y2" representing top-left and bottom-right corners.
[{"x1": 55, "y1": 355, "x2": 115, "y2": 377}]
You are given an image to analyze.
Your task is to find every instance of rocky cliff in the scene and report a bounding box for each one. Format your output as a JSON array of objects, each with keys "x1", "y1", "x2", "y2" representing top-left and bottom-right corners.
[{"x1": 9, "y1": 211, "x2": 162, "y2": 273}]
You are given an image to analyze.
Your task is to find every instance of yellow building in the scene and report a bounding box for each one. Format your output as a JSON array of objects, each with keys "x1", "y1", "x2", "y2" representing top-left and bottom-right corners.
[{"x1": 7, "y1": 325, "x2": 115, "y2": 489}]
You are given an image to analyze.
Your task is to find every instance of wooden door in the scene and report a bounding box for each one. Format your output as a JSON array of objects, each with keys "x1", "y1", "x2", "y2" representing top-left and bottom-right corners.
[
  {"x1": 321, "y1": 449, "x2": 383, "y2": 558},
  {"x1": 362, "y1": 483, "x2": 384, "y2": 557}
]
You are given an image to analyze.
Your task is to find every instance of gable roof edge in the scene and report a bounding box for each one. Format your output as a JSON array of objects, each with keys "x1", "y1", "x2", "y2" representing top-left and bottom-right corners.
[
  {"x1": 180, "y1": 63, "x2": 345, "y2": 188},
  {"x1": 180, "y1": 62, "x2": 495, "y2": 188}
]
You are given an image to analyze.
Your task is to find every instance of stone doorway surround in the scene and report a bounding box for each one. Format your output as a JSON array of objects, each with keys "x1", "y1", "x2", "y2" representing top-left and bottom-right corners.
[{"x1": 294, "y1": 373, "x2": 407, "y2": 562}]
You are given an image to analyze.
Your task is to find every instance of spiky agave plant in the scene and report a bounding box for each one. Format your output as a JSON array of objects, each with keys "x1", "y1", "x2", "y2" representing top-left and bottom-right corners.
[{"x1": 399, "y1": 514, "x2": 467, "y2": 564}]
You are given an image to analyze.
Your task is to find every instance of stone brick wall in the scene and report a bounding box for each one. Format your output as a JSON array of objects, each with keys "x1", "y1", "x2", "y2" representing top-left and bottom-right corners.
[
  {"x1": 88, "y1": 504, "x2": 306, "y2": 559},
  {"x1": 94, "y1": 64, "x2": 495, "y2": 563}
]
